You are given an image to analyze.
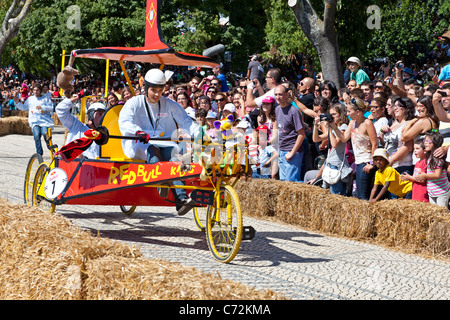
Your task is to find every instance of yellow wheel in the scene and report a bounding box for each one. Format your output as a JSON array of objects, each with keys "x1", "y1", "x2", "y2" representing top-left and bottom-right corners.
[
  {"x1": 24, "y1": 153, "x2": 43, "y2": 205},
  {"x1": 120, "y1": 205, "x2": 136, "y2": 215},
  {"x1": 32, "y1": 162, "x2": 55, "y2": 213},
  {"x1": 205, "y1": 185, "x2": 243, "y2": 263},
  {"x1": 193, "y1": 204, "x2": 211, "y2": 232}
]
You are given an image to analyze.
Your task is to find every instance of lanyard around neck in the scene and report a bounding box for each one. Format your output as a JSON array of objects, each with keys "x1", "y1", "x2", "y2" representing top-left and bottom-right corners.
[{"x1": 144, "y1": 98, "x2": 161, "y2": 136}]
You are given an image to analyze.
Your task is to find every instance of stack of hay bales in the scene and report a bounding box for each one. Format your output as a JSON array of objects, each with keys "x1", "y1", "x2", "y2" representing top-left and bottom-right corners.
[
  {"x1": 0, "y1": 199, "x2": 283, "y2": 300},
  {"x1": 235, "y1": 179, "x2": 450, "y2": 259},
  {"x1": 0, "y1": 116, "x2": 32, "y2": 136}
]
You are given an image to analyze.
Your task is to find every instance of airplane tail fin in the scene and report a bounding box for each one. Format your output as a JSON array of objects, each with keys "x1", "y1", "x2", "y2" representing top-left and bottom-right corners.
[{"x1": 144, "y1": 0, "x2": 168, "y2": 49}]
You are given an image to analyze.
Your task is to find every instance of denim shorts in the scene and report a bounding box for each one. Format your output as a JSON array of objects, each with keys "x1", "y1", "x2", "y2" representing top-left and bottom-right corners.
[{"x1": 278, "y1": 150, "x2": 303, "y2": 182}]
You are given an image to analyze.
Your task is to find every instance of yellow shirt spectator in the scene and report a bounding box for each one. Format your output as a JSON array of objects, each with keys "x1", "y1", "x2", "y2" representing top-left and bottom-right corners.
[{"x1": 374, "y1": 165, "x2": 412, "y2": 198}]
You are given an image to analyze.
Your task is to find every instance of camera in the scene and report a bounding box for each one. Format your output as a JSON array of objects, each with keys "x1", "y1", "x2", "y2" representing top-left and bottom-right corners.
[
  {"x1": 320, "y1": 113, "x2": 332, "y2": 122},
  {"x1": 373, "y1": 57, "x2": 389, "y2": 66},
  {"x1": 395, "y1": 62, "x2": 404, "y2": 69},
  {"x1": 438, "y1": 91, "x2": 448, "y2": 97}
]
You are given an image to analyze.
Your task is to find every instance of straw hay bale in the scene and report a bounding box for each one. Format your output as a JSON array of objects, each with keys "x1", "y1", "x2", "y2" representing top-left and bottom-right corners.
[
  {"x1": 372, "y1": 199, "x2": 450, "y2": 254},
  {"x1": 0, "y1": 199, "x2": 283, "y2": 300},
  {"x1": 84, "y1": 256, "x2": 280, "y2": 300},
  {"x1": 0, "y1": 116, "x2": 31, "y2": 136},
  {"x1": 2, "y1": 110, "x2": 28, "y2": 117},
  {"x1": 235, "y1": 179, "x2": 450, "y2": 259}
]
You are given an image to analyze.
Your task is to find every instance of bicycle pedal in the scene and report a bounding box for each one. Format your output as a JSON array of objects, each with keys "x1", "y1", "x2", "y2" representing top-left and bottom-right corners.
[{"x1": 190, "y1": 189, "x2": 214, "y2": 205}]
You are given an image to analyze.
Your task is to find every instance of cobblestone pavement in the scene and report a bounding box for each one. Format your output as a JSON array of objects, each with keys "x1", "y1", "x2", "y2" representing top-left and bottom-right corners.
[{"x1": 1, "y1": 126, "x2": 450, "y2": 300}]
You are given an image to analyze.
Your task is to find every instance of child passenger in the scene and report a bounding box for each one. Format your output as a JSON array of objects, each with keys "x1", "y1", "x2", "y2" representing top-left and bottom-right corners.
[{"x1": 369, "y1": 148, "x2": 412, "y2": 203}]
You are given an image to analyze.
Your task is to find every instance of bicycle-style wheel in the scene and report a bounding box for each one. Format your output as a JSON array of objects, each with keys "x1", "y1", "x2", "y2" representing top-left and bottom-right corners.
[
  {"x1": 205, "y1": 185, "x2": 243, "y2": 263},
  {"x1": 24, "y1": 153, "x2": 43, "y2": 205},
  {"x1": 120, "y1": 205, "x2": 136, "y2": 215},
  {"x1": 193, "y1": 204, "x2": 212, "y2": 232},
  {"x1": 32, "y1": 162, "x2": 55, "y2": 214}
]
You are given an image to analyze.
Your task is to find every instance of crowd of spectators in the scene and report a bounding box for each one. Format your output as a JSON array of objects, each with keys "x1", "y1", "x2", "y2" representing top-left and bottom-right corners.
[{"x1": 2, "y1": 40, "x2": 450, "y2": 207}]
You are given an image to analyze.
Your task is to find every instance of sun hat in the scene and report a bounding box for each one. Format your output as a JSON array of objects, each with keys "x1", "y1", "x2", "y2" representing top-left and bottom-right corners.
[
  {"x1": 346, "y1": 57, "x2": 362, "y2": 66},
  {"x1": 372, "y1": 148, "x2": 390, "y2": 162}
]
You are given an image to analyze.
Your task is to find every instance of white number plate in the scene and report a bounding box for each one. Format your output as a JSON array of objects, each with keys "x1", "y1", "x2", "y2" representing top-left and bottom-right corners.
[{"x1": 44, "y1": 168, "x2": 68, "y2": 200}]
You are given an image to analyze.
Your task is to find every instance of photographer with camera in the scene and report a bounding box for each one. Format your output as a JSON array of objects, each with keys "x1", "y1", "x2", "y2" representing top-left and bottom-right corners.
[
  {"x1": 384, "y1": 61, "x2": 410, "y2": 98},
  {"x1": 372, "y1": 57, "x2": 390, "y2": 81},
  {"x1": 332, "y1": 94, "x2": 378, "y2": 200},
  {"x1": 431, "y1": 84, "x2": 450, "y2": 160},
  {"x1": 312, "y1": 103, "x2": 353, "y2": 195}
]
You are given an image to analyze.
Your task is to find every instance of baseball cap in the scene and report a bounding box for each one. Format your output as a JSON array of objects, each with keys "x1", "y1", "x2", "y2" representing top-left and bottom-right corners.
[
  {"x1": 206, "y1": 111, "x2": 217, "y2": 119},
  {"x1": 262, "y1": 96, "x2": 275, "y2": 104},
  {"x1": 236, "y1": 120, "x2": 250, "y2": 129},
  {"x1": 256, "y1": 125, "x2": 269, "y2": 131},
  {"x1": 403, "y1": 67, "x2": 413, "y2": 75},
  {"x1": 223, "y1": 103, "x2": 236, "y2": 113}
]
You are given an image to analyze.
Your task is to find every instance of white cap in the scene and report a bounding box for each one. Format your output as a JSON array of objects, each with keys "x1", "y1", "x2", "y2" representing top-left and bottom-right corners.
[
  {"x1": 346, "y1": 56, "x2": 362, "y2": 66},
  {"x1": 223, "y1": 103, "x2": 236, "y2": 113},
  {"x1": 89, "y1": 102, "x2": 107, "y2": 112},
  {"x1": 206, "y1": 111, "x2": 217, "y2": 119},
  {"x1": 236, "y1": 120, "x2": 250, "y2": 129},
  {"x1": 144, "y1": 68, "x2": 167, "y2": 86}
]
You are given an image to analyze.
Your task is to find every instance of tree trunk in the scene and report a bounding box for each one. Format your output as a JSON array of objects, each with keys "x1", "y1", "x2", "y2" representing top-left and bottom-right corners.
[
  {"x1": 288, "y1": 0, "x2": 344, "y2": 89},
  {"x1": 0, "y1": 0, "x2": 34, "y2": 64}
]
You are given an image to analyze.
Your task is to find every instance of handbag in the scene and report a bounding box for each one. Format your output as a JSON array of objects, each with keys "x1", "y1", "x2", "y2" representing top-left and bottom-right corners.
[
  {"x1": 322, "y1": 157, "x2": 344, "y2": 185},
  {"x1": 321, "y1": 126, "x2": 344, "y2": 185}
]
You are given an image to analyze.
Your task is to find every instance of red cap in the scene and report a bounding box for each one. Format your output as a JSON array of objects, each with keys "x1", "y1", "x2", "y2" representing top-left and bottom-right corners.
[{"x1": 256, "y1": 125, "x2": 269, "y2": 131}]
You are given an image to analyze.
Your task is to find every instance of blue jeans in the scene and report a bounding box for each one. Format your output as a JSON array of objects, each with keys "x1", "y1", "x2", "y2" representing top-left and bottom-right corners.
[
  {"x1": 147, "y1": 145, "x2": 186, "y2": 201},
  {"x1": 32, "y1": 125, "x2": 49, "y2": 155},
  {"x1": 326, "y1": 164, "x2": 347, "y2": 196},
  {"x1": 278, "y1": 150, "x2": 303, "y2": 182},
  {"x1": 252, "y1": 172, "x2": 271, "y2": 179},
  {"x1": 355, "y1": 163, "x2": 376, "y2": 200}
]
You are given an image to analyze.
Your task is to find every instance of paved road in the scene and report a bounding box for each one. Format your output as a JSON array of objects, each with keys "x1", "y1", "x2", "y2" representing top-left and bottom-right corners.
[{"x1": 1, "y1": 126, "x2": 450, "y2": 300}]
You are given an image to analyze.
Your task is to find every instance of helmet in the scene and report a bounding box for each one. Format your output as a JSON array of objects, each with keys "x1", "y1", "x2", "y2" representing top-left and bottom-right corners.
[
  {"x1": 87, "y1": 102, "x2": 107, "y2": 121},
  {"x1": 144, "y1": 68, "x2": 167, "y2": 87}
]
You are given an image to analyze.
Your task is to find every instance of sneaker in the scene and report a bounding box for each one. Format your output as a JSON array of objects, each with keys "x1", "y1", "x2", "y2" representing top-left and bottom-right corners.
[{"x1": 176, "y1": 198, "x2": 196, "y2": 216}]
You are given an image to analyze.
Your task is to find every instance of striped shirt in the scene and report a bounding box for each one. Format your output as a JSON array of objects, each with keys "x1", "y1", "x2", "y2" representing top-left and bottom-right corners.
[{"x1": 426, "y1": 158, "x2": 450, "y2": 197}]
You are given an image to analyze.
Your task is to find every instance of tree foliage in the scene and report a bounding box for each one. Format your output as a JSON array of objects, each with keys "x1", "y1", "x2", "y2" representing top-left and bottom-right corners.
[
  {"x1": 365, "y1": 0, "x2": 450, "y2": 63},
  {"x1": 264, "y1": 0, "x2": 319, "y2": 69}
]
